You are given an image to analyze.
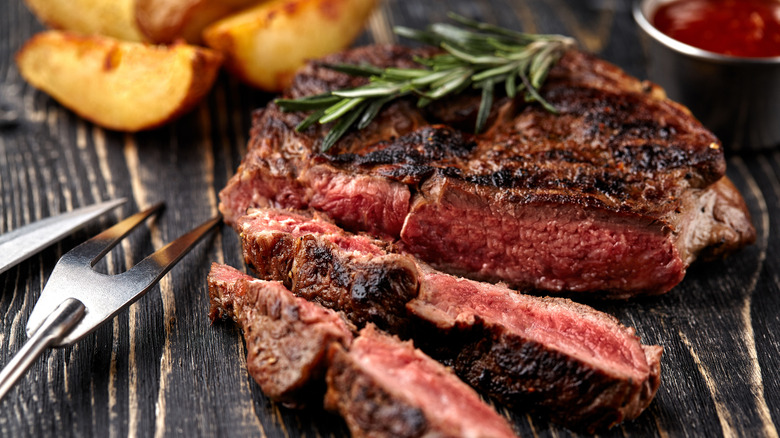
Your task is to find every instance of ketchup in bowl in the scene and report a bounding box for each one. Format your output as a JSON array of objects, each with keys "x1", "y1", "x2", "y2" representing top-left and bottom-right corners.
[{"x1": 652, "y1": 0, "x2": 780, "y2": 58}]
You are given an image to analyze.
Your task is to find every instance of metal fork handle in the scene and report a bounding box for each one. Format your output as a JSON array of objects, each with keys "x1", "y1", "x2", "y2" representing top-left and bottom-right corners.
[{"x1": 0, "y1": 298, "x2": 85, "y2": 401}]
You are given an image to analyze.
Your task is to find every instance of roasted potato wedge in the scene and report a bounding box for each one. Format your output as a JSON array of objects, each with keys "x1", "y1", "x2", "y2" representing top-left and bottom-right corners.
[
  {"x1": 16, "y1": 31, "x2": 223, "y2": 132},
  {"x1": 203, "y1": 0, "x2": 378, "y2": 92},
  {"x1": 135, "y1": 0, "x2": 262, "y2": 43},
  {"x1": 24, "y1": 0, "x2": 146, "y2": 42}
]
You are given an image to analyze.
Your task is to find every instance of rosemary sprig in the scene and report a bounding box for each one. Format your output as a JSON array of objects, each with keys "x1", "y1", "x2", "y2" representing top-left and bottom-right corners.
[{"x1": 276, "y1": 13, "x2": 576, "y2": 151}]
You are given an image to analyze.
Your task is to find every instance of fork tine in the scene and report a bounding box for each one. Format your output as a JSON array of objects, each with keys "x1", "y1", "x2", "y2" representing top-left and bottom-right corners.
[
  {"x1": 118, "y1": 214, "x2": 222, "y2": 291},
  {"x1": 26, "y1": 212, "x2": 222, "y2": 347},
  {"x1": 0, "y1": 210, "x2": 220, "y2": 401},
  {"x1": 66, "y1": 203, "x2": 164, "y2": 266}
]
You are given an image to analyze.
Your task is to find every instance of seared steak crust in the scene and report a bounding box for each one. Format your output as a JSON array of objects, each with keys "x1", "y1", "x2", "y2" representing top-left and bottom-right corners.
[
  {"x1": 324, "y1": 325, "x2": 518, "y2": 438},
  {"x1": 207, "y1": 263, "x2": 353, "y2": 407},
  {"x1": 236, "y1": 208, "x2": 662, "y2": 430},
  {"x1": 409, "y1": 269, "x2": 662, "y2": 432},
  {"x1": 237, "y1": 209, "x2": 419, "y2": 333},
  {"x1": 210, "y1": 260, "x2": 515, "y2": 436},
  {"x1": 448, "y1": 328, "x2": 659, "y2": 432},
  {"x1": 326, "y1": 346, "x2": 428, "y2": 438},
  {"x1": 219, "y1": 44, "x2": 755, "y2": 297},
  {"x1": 447, "y1": 327, "x2": 661, "y2": 432}
]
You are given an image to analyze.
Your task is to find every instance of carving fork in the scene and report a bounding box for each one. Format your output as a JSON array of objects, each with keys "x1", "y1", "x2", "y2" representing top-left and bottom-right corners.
[{"x1": 0, "y1": 203, "x2": 220, "y2": 401}]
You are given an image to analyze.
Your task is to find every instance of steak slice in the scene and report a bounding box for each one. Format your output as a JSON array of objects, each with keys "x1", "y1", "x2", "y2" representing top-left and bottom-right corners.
[
  {"x1": 219, "y1": 44, "x2": 756, "y2": 298},
  {"x1": 408, "y1": 267, "x2": 662, "y2": 432},
  {"x1": 207, "y1": 263, "x2": 353, "y2": 407},
  {"x1": 325, "y1": 325, "x2": 518, "y2": 438},
  {"x1": 236, "y1": 207, "x2": 662, "y2": 430},
  {"x1": 236, "y1": 208, "x2": 419, "y2": 333}
]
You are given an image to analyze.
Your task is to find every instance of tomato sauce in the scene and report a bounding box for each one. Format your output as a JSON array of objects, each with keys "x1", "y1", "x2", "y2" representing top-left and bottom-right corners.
[{"x1": 652, "y1": 0, "x2": 780, "y2": 57}]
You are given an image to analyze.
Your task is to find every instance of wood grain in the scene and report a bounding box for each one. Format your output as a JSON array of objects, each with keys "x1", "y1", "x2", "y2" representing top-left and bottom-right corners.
[{"x1": 1, "y1": 0, "x2": 779, "y2": 437}]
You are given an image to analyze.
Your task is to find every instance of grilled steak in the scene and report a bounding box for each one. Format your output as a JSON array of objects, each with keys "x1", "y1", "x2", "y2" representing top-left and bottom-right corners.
[
  {"x1": 207, "y1": 263, "x2": 353, "y2": 407},
  {"x1": 325, "y1": 325, "x2": 518, "y2": 438},
  {"x1": 209, "y1": 263, "x2": 516, "y2": 437},
  {"x1": 236, "y1": 207, "x2": 662, "y2": 430},
  {"x1": 409, "y1": 266, "x2": 662, "y2": 432},
  {"x1": 237, "y1": 208, "x2": 419, "y2": 333},
  {"x1": 219, "y1": 45, "x2": 755, "y2": 298}
]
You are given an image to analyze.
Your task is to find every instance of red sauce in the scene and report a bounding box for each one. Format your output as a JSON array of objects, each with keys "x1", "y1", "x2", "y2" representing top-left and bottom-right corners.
[{"x1": 652, "y1": 0, "x2": 780, "y2": 57}]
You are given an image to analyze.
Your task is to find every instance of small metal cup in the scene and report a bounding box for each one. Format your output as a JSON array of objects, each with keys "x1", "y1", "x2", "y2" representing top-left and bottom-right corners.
[{"x1": 634, "y1": 0, "x2": 780, "y2": 151}]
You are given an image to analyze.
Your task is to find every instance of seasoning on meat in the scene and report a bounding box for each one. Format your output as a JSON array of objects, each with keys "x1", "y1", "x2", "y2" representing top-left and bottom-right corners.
[
  {"x1": 325, "y1": 325, "x2": 518, "y2": 438},
  {"x1": 219, "y1": 45, "x2": 755, "y2": 298},
  {"x1": 209, "y1": 264, "x2": 518, "y2": 437},
  {"x1": 207, "y1": 262, "x2": 353, "y2": 407},
  {"x1": 235, "y1": 207, "x2": 662, "y2": 430},
  {"x1": 409, "y1": 266, "x2": 662, "y2": 432},
  {"x1": 237, "y1": 208, "x2": 419, "y2": 333}
]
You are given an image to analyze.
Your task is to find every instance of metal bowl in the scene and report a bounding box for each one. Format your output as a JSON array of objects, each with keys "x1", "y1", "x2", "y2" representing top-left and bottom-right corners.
[{"x1": 634, "y1": 0, "x2": 780, "y2": 151}]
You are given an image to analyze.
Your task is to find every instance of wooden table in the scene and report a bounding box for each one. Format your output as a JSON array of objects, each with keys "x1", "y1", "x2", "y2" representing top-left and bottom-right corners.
[{"x1": 1, "y1": 0, "x2": 778, "y2": 436}]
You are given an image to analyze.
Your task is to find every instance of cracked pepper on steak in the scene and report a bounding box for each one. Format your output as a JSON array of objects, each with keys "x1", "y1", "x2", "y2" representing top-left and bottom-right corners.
[{"x1": 219, "y1": 45, "x2": 756, "y2": 298}]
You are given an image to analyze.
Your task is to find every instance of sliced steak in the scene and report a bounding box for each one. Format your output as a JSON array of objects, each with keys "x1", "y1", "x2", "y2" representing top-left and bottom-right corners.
[
  {"x1": 325, "y1": 325, "x2": 518, "y2": 438},
  {"x1": 408, "y1": 267, "x2": 662, "y2": 432},
  {"x1": 236, "y1": 208, "x2": 419, "y2": 333},
  {"x1": 236, "y1": 207, "x2": 662, "y2": 430},
  {"x1": 219, "y1": 44, "x2": 755, "y2": 298},
  {"x1": 207, "y1": 263, "x2": 353, "y2": 407}
]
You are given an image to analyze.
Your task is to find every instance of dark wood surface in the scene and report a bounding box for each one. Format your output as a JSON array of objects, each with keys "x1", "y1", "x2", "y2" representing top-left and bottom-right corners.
[{"x1": 1, "y1": 0, "x2": 779, "y2": 436}]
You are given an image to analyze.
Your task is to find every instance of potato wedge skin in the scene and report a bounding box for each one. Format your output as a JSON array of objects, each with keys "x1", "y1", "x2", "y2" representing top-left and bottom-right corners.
[
  {"x1": 135, "y1": 0, "x2": 261, "y2": 43},
  {"x1": 24, "y1": 0, "x2": 146, "y2": 42},
  {"x1": 16, "y1": 31, "x2": 223, "y2": 132},
  {"x1": 203, "y1": 0, "x2": 379, "y2": 92}
]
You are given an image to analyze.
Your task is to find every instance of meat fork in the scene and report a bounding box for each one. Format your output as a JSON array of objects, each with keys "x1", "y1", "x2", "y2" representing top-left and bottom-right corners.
[{"x1": 0, "y1": 203, "x2": 220, "y2": 401}]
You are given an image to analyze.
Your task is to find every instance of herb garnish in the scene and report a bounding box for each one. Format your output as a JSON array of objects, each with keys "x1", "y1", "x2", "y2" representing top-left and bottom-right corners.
[{"x1": 275, "y1": 13, "x2": 576, "y2": 151}]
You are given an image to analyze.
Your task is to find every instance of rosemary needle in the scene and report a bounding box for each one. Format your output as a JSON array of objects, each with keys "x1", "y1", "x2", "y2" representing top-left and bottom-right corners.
[{"x1": 276, "y1": 13, "x2": 576, "y2": 152}]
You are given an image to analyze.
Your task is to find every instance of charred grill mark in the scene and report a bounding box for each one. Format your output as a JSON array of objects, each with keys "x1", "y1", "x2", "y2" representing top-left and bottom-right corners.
[
  {"x1": 610, "y1": 121, "x2": 677, "y2": 142},
  {"x1": 613, "y1": 143, "x2": 691, "y2": 172},
  {"x1": 286, "y1": 235, "x2": 419, "y2": 334},
  {"x1": 590, "y1": 172, "x2": 630, "y2": 200},
  {"x1": 461, "y1": 165, "x2": 632, "y2": 202},
  {"x1": 323, "y1": 126, "x2": 476, "y2": 166},
  {"x1": 548, "y1": 86, "x2": 685, "y2": 145},
  {"x1": 465, "y1": 168, "x2": 517, "y2": 188},
  {"x1": 612, "y1": 142, "x2": 724, "y2": 186},
  {"x1": 228, "y1": 46, "x2": 734, "y2": 236},
  {"x1": 321, "y1": 126, "x2": 477, "y2": 184},
  {"x1": 290, "y1": 48, "x2": 724, "y2": 204},
  {"x1": 374, "y1": 164, "x2": 437, "y2": 184}
]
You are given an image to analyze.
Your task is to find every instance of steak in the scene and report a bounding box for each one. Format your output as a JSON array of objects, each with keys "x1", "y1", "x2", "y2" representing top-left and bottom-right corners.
[
  {"x1": 236, "y1": 207, "x2": 662, "y2": 430},
  {"x1": 325, "y1": 325, "x2": 518, "y2": 438},
  {"x1": 409, "y1": 266, "x2": 661, "y2": 432},
  {"x1": 236, "y1": 207, "x2": 419, "y2": 333},
  {"x1": 209, "y1": 263, "x2": 516, "y2": 437},
  {"x1": 219, "y1": 44, "x2": 755, "y2": 298},
  {"x1": 207, "y1": 263, "x2": 353, "y2": 407}
]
